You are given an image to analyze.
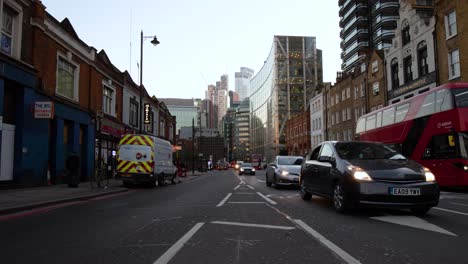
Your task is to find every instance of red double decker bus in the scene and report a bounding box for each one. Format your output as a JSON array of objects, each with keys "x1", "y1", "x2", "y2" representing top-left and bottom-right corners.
[{"x1": 356, "y1": 83, "x2": 468, "y2": 187}]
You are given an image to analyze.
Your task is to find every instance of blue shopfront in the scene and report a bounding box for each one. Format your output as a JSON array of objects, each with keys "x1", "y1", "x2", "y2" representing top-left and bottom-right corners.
[{"x1": 0, "y1": 57, "x2": 94, "y2": 187}]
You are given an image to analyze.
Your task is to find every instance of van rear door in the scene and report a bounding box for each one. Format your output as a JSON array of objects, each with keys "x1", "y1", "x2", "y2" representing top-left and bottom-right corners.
[{"x1": 117, "y1": 144, "x2": 153, "y2": 174}]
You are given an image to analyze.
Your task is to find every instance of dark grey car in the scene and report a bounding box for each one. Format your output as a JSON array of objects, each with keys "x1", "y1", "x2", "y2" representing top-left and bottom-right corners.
[
  {"x1": 300, "y1": 141, "x2": 440, "y2": 214},
  {"x1": 266, "y1": 156, "x2": 304, "y2": 188}
]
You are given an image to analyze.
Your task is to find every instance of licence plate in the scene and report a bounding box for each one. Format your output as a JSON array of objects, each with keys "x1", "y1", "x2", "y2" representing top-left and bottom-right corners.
[
  {"x1": 389, "y1": 187, "x2": 421, "y2": 196},
  {"x1": 120, "y1": 174, "x2": 132, "y2": 178}
]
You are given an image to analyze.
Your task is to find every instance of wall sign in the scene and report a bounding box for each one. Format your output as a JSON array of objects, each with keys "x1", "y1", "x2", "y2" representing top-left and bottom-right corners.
[{"x1": 34, "y1": 101, "x2": 54, "y2": 119}]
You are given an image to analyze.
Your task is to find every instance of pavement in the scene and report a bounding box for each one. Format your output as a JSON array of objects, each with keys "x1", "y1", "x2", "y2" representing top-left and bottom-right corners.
[{"x1": 0, "y1": 171, "x2": 204, "y2": 215}]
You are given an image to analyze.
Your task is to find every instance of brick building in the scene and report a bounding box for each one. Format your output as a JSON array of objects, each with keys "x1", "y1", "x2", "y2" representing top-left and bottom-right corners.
[{"x1": 285, "y1": 111, "x2": 310, "y2": 156}]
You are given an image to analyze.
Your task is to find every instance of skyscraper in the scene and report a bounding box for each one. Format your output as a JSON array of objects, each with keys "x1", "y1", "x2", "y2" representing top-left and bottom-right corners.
[
  {"x1": 250, "y1": 35, "x2": 323, "y2": 162},
  {"x1": 339, "y1": 0, "x2": 399, "y2": 72},
  {"x1": 235, "y1": 67, "x2": 254, "y2": 101}
]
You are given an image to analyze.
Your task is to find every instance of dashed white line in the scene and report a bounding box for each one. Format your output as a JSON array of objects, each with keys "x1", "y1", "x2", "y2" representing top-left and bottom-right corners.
[
  {"x1": 233, "y1": 185, "x2": 241, "y2": 190},
  {"x1": 256, "y1": 192, "x2": 277, "y2": 205},
  {"x1": 294, "y1": 220, "x2": 362, "y2": 264},
  {"x1": 211, "y1": 221, "x2": 295, "y2": 230},
  {"x1": 433, "y1": 207, "x2": 468, "y2": 216},
  {"x1": 246, "y1": 185, "x2": 255, "y2": 190},
  {"x1": 153, "y1": 222, "x2": 205, "y2": 264},
  {"x1": 451, "y1": 202, "x2": 468, "y2": 207},
  {"x1": 216, "y1": 193, "x2": 232, "y2": 207}
]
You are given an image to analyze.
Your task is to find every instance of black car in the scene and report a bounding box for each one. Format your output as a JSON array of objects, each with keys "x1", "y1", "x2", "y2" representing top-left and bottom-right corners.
[
  {"x1": 300, "y1": 141, "x2": 440, "y2": 214},
  {"x1": 239, "y1": 163, "x2": 255, "y2": 175}
]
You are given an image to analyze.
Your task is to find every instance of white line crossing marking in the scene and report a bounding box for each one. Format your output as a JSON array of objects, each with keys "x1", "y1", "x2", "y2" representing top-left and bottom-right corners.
[
  {"x1": 294, "y1": 220, "x2": 362, "y2": 264},
  {"x1": 256, "y1": 192, "x2": 277, "y2": 205},
  {"x1": 216, "y1": 193, "x2": 232, "y2": 207},
  {"x1": 153, "y1": 222, "x2": 205, "y2": 264},
  {"x1": 246, "y1": 185, "x2": 255, "y2": 190},
  {"x1": 211, "y1": 221, "x2": 295, "y2": 230},
  {"x1": 370, "y1": 215, "x2": 456, "y2": 236},
  {"x1": 434, "y1": 207, "x2": 468, "y2": 216},
  {"x1": 233, "y1": 185, "x2": 241, "y2": 190}
]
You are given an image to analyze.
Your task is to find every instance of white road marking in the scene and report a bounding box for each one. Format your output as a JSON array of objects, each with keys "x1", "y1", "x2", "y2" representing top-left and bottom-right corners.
[
  {"x1": 153, "y1": 222, "x2": 205, "y2": 264},
  {"x1": 256, "y1": 192, "x2": 277, "y2": 205},
  {"x1": 294, "y1": 219, "x2": 362, "y2": 264},
  {"x1": 233, "y1": 192, "x2": 256, "y2": 195},
  {"x1": 434, "y1": 207, "x2": 468, "y2": 216},
  {"x1": 451, "y1": 202, "x2": 468, "y2": 207},
  {"x1": 246, "y1": 185, "x2": 255, "y2": 190},
  {"x1": 370, "y1": 215, "x2": 456, "y2": 236},
  {"x1": 233, "y1": 185, "x2": 241, "y2": 190},
  {"x1": 240, "y1": 181, "x2": 246, "y2": 185},
  {"x1": 211, "y1": 221, "x2": 295, "y2": 230},
  {"x1": 216, "y1": 193, "x2": 232, "y2": 207},
  {"x1": 256, "y1": 179, "x2": 266, "y2": 182},
  {"x1": 228, "y1": 202, "x2": 265, "y2": 204}
]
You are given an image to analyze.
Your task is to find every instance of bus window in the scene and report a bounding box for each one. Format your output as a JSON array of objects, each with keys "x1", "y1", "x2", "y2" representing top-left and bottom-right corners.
[
  {"x1": 356, "y1": 118, "x2": 365, "y2": 133},
  {"x1": 376, "y1": 111, "x2": 382, "y2": 128},
  {"x1": 366, "y1": 115, "x2": 376, "y2": 131},
  {"x1": 452, "y1": 88, "x2": 468, "y2": 108},
  {"x1": 436, "y1": 89, "x2": 453, "y2": 112},
  {"x1": 395, "y1": 103, "x2": 410, "y2": 122},
  {"x1": 423, "y1": 134, "x2": 459, "y2": 159},
  {"x1": 382, "y1": 107, "x2": 395, "y2": 126},
  {"x1": 416, "y1": 92, "x2": 435, "y2": 118}
]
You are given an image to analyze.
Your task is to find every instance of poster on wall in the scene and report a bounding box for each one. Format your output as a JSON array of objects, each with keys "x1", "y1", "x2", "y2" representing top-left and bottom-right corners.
[{"x1": 34, "y1": 101, "x2": 54, "y2": 119}]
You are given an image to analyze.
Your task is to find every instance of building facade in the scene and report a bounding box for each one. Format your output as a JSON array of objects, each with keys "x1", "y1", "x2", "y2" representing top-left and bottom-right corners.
[
  {"x1": 310, "y1": 93, "x2": 325, "y2": 149},
  {"x1": 385, "y1": 0, "x2": 436, "y2": 105},
  {"x1": 234, "y1": 98, "x2": 250, "y2": 161},
  {"x1": 250, "y1": 35, "x2": 323, "y2": 162},
  {"x1": 235, "y1": 67, "x2": 254, "y2": 101},
  {"x1": 159, "y1": 98, "x2": 198, "y2": 134},
  {"x1": 339, "y1": 0, "x2": 399, "y2": 72},
  {"x1": 285, "y1": 110, "x2": 310, "y2": 156}
]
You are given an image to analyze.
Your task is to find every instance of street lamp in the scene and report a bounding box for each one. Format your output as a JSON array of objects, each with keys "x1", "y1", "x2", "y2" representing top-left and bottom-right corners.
[{"x1": 139, "y1": 30, "x2": 160, "y2": 134}]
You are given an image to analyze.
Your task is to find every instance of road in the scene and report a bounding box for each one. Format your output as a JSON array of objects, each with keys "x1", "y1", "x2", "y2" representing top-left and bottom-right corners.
[{"x1": 1, "y1": 169, "x2": 468, "y2": 264}]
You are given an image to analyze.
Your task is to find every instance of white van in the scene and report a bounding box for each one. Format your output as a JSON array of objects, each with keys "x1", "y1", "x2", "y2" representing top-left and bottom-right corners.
[{"x1": 117, "y1": 134, "x2": 177, "y2": 187}]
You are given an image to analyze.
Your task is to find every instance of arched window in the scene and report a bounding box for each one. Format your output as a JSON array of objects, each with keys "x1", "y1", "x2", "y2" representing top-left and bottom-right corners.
[
  {"x1": 417, "y1": 41, "x2": 428, "y2": 77},
  {"x1": 402, "y1": 20, "x2": 411, "y2": 45},
  {"x1": 391, "y1": 58, "x2": 399, "y2": 90}
]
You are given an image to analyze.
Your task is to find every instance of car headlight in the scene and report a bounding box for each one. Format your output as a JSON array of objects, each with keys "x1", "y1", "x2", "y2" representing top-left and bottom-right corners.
[
  {"x1": 424, "y1": 167, "x2": 436, "y2": 182},
  {"x1": 347, "y1": 165, "x2": 372, "y2": 181},
  {"x1": 464, "y1": 165, "x2": 468, "y2": 172},
  {"x1": 280, "y1": 170, "x2": 289, "y2": 176},
  {"x1": 240, "y1": 168, "x2": 244, "y2": 171},
  {"x1": 252, "y1": 168, "x2": 256, "y2": 172}
]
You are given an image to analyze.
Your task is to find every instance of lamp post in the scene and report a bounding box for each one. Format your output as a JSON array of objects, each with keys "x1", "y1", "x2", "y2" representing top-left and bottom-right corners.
[{"x1": 139, "y1": 30, "x2": 160, "y2": 134}]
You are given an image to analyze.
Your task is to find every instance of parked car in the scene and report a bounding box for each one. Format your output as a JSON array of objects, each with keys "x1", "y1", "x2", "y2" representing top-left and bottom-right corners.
[
  {"x1": 239, "y1": 163, "x2": 255, "y2": 175},
  {"x1": 266, "y1": 156, "x2": 304, "y2": 188},
  {"x1": 300, "y1": 141, "x2": 440, "y2": 214}
]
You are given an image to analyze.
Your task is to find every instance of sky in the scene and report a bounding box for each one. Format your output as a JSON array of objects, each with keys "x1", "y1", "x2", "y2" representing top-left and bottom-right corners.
[{"x1": 43, "y1": 0, "x2": 342, "y2": 100}]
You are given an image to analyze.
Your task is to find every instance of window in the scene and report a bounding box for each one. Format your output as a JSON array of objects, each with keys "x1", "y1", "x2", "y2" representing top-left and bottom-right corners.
[
  {"x1": 361, "y1": 63, "x2": 366, "y2": 73},
  {"x1": 391, "y1": 58, "x2": 399, "y2": 90},
  {"x1": 309, "y1": 145, "x2": 322, "y2": 161},
  {"x1": 336, "y1": 112, "x2": 340, "y2": 123},
  {"x1": 382, "y1": 107, "x2": 395, "y2": 127},
  {"x1": 342, "y1": 109, "x2": 346, "y2": 122},
  {"x1": 331, "y1": 96, "x2": 335, "y2": 106},
  {"x1": 395, "y1": 103, "x2": 410, "y2": 122},
  {"x1": 57, "y1": 56, "x2": 79, "y2": 101},
  {"x1": 403, "y1": 56, "x2": 413, "y2": 83},
  {"x1": 402, "y1": 24, "x2": 411, "y2": 45},
  {"x1": 102, "y1": 85, "x2": 115, "y2": 115},
  {"x1": 356, "y1": 118, "x2": 365, "y2": 133},
  {"x1": 354, "y1": 85, "x2": 359, "y2": 99},
  {"x1": 0, "y1": 5, "x2": 16, "y2": 56},
  {"x1": 331, "y1": 114, "x2": 335, "y2": 125},
  {"x1": 336, "y1": 94, "x2": 340, "y2": 104},
  {"x1": 320, "y1": 144, "x2": 334, "y2": 158},
  {"x1": 373, "y1": 82, "x2": 379, "y2": 96},
  {"x1": 445, "y1": 10, "x2": 457, "y2": 39},
  {"x1": 416, "y1": 92, "x2": 435, "y2": 118},
  {"x1": 129, "y1": 99, "x2": 139, "y2": 126},
  {"x1": 147, "y1": 111, "x2": 154, "y2": 133},
  {"x1": 360, "y1": 82, "x2": 365, "y2": 97},
  {"x1": 435, "y1": 89, "x2": 453, "y2": 112},
  {"x1": 376, "y1": 111, "x2": 382, "y2": 128},
  {"x1": 418, "y1": 42, "x2": 428, "y2": 77},
  {"x1": 347, "y1": 108, "x2": 351, "y2": 120},
  {"x1": 346, "y1": 87, "x2": 351, "y2": 99},
  {"x1": 342, "y1": 89, "x2": 346, "y2": 100},
  {"x1": 354, "y1": 107, "x2": 359, "y2": 121},
  {"x1": 424, "y1": 134, "x2": 459, "y2": 159},
  {"x1": 448, "y1": 49, "x2": 460, "y2": 80},
  {"x1": 366, "y1": 115, "x2": 376, "y2": 130},
  {"x1": 372, "y1": 60, "x2": 378, "y2": 73}
]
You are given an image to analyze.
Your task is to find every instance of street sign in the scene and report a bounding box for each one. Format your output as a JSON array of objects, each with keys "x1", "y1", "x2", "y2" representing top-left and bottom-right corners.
[{"x1": 144, "y1": 103, "x2": 151, "y2": 124}]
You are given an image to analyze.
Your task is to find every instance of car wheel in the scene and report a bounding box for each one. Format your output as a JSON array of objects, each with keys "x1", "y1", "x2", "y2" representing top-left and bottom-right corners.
[
  {"x1": 333, "y1": 183, "x2": 350, "y2": 213},
  {"x1": 266, "y1": 175, "x2": 272, "y2": 187},
  {"x1": 411, "y1": 206, "x2": 431, "y2": 216},
  {"x1": 273, "y1": 176, "x2": 280, "y2": 189},
  {"x1": 300, "y1": 183, "x2": 312, "y2": 201}
]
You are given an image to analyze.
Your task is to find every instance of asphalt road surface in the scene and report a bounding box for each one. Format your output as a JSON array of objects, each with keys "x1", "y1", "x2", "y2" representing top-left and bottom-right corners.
[{"x1": 1, "y1": 169, "x2": 468, "y2": 264}]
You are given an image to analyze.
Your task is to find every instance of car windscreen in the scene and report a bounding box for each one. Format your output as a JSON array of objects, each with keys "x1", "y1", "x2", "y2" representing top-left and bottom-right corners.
[
  {"x1": 242, "y1": 163, "x2": 252, "y2": 167},
  {"x1": 277, "y1": 157, "x2": 303, "y2": 165},
  {"x1": 335, "y1": 142, "x2": 406, "y2": 160}
]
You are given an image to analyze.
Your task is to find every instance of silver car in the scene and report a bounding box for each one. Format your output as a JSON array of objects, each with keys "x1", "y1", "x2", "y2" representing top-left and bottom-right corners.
[{"x1": 266, "y1": 156, "x2": 304, "y2": 188}]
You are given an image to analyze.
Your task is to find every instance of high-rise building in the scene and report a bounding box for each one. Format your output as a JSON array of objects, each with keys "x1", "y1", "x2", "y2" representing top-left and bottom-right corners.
[
  {"x1": 234, "y1": 98, "x2": 250, "y2": 161},
  {"x1": 229, "y1": 90, "x2": 240, "y2": 107},
  {"x1": 235, "y1": 67, "x2": 254, "y2": 101},
  {"x1": 250, "y1": 35, "x2": 323, "y2": 162},
  {"x1": 339, "y1": 0, "x2": 399, "y2": 72},
  {"x1": 215, "y1": 74, "x2": 229, "y2": 131},
  {"x1": 159, "y1": 98, "x2": 198, "y2": 135}
]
